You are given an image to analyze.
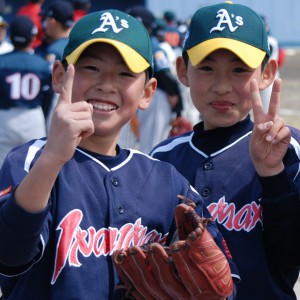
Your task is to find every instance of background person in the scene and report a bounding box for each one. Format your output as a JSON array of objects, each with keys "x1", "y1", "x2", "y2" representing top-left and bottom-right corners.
[
  {"x1": 35, "y1": 0, "x2": 75, "y2": 131},
  {"x1": 0, "y1": 15, "x2": 52, "y2": 167},
  {"x1": 0, "y1": 16, "x2": 13, "y2": 54},
  {"x1": 17, "y1": 0, "x2": 45, "y2": 48},
  {"x1": 119, "y1": 6, "x2": 184, "y2": 153}
]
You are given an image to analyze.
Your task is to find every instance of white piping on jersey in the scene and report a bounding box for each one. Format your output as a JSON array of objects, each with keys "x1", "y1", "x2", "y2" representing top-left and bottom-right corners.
[
  {"x1": 76, "y1": 148, "x2": 111, "y2": 172},
  {"x1": 24, "y1": 142, "x2": 160, "y2": 174},
  {"x1": 110, "y1": 149, "x2": 159, "y2": 171},
  {"x1": 151, "y1": 131, "x2": 253, "y2": 158},
  {"x1": 76, "y1": 147, "x2": 159, "y2": 172},
  {"x1": 189, "y1": 133, "x2": 209, "y2": 157},
  {"x1": 210, "y1": 131, "x2": 252, "y2": 157},
  {"x1": 24, "y1": 139, "x2": 46, "y2": 173},
  {"x1": 149, "y1": 133, "x2": 209, "y2": 156},
  {"x1": 290, "y1": 136, "x2": 300, "y2": 181},
  {"x1": 0, "y1": 233, "x2": 46, "y2": 278}
]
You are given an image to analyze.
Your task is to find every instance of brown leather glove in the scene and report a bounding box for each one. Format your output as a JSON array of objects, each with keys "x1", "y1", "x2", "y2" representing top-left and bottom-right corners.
[{"x1": 112, "y1": 196, "x2": 233, "y2": 299}]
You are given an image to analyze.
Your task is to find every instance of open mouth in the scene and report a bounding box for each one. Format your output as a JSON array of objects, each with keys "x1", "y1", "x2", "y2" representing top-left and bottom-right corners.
[{"x1": 92, "y1": 103, "x2": 117, "y2": 111}]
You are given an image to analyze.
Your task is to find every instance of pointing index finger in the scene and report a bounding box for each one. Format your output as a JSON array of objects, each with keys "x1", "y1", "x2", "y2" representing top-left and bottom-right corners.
[{"x1": 59, "y1": 64, "x2": 74, "y2": 105}]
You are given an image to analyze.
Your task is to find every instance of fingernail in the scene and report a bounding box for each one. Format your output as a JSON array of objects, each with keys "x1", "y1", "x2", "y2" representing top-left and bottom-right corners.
[
  {"x1": 264, "y1": 122, "x2": 271, "y2": 130},
  {"x1": 266, "y1": 135, "x2": 272, "y2": 141}
]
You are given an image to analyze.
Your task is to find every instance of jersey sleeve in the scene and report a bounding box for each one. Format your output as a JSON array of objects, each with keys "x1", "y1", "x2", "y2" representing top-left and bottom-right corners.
[
  {"x1": 260, "y1": 128, "x2": 300, "y2": 266},
  {"x1": 0, "y1": 143, "x2": 50, "y2": 275},
  {"x1": 260, "y1": 169, "x2": 300, "y2": 266}
]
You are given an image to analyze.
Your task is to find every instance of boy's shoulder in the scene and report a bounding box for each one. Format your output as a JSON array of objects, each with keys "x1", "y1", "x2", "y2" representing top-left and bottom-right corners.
[
  {"x1": 0, "y1": 51, "x2": 50, "y2": 70},
  {"x1": 5, "y1": 138, "x2": 46, "y2": 162},
  {"x1": 150, "y1": 132, "x2": 193, "y2": 157}
]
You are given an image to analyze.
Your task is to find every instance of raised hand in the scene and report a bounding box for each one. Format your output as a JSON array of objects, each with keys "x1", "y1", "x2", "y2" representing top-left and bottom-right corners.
[
  {"x1": 249, "y1": 78, "x2": 291, "y2": 176},
  {"x1": 44, "y1": 64, "x2": 94, "y2": 166}
]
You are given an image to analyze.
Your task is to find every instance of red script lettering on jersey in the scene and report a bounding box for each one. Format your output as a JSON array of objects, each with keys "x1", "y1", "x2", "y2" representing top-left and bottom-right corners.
[
  {"x1": 51, "y1": 209, "x2": 169, "y2": 283},
  {"x1": 207, "y1": 197, "x2": 262, "y2": 232}
]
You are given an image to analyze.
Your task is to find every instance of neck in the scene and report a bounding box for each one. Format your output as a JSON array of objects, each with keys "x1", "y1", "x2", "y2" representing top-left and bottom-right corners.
[{"x1": 79, "y1": 136, "x2": 119, "y2": 157}]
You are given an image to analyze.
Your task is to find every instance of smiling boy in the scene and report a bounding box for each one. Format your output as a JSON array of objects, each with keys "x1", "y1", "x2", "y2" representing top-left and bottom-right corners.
[{"x1": 151, "y1": 3, "x2": 300, "y2": 299}]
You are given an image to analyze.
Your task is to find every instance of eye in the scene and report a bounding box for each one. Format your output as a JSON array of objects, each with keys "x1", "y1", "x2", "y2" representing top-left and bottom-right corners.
[
  {"x1": 119, "y1": 71, "x2": 135, "y2": 77},
  {"x1": 197, "y1": 65, "x2": 213, "y2": 72},
  {"x1": 233, "y1": 67, "x2": 248, "y2": 73},
  {"x1": 84, "y1": 65, "x2": 99, "y2": 71}
]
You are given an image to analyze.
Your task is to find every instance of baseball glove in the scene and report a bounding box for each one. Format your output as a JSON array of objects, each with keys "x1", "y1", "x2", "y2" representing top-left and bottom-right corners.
[{"x1": 112, "y1": 195, "x2": 233, "y2": 299}]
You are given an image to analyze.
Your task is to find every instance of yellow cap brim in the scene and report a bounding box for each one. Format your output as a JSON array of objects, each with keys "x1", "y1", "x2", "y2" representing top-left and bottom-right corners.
[
  {"x1": 187, "y1": 38, "x2": 267, "y2": 69},
  {"x1": 65, "y1": 38, "x2": 150, "y2": 73}
]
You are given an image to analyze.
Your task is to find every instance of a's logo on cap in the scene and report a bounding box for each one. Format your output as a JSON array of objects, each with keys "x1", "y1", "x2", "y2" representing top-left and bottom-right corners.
[
  {"x1": 210, "y1": 9, "x2": 243, "y2": 33},
  {"x1": 92, "y1": 12, "x2": 129, "y2": 34}
]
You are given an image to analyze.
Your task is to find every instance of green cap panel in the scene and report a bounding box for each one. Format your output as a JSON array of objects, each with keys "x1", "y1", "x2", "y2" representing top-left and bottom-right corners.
[
  {"x1": 182, "y1": 3, "x2": 270, "y2": 68},
  {"x1": 63, "y1": 10, "x2": 154, "y2": 76}
]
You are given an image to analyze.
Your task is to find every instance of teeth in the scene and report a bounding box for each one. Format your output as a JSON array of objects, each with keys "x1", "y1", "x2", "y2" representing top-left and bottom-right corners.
[{"x1": 93, "y1": 103, "x2": 116, "y2": 111}]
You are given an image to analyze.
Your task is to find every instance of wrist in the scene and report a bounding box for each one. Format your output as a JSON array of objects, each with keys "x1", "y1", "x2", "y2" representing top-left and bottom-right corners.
[
  {"x1": 40, "y1": 146, "x2": 69, "y2": 170},
  {"x1": 254, "y1": 162, "x2": 284, "y2": 177}
]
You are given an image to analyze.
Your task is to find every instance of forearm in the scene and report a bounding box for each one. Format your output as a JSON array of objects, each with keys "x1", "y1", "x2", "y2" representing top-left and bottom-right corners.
[
  {"x1": 14, "y1": 150, "x2": 63, "y2": 213},
  {"x1": 0, "y1": 194, "x2": 48, "y2": 266},
  {"x1": 260, "y1": 170, "x2": 300, "y2": 265}
]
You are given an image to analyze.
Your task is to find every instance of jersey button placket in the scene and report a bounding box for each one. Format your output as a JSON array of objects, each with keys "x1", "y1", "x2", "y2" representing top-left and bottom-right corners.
[
  {"x1": 111, "y1": 178, "x2": 124, "y2": 214},
  {"x1": 117, "y1": 205, "x2": 124, "y2": 214},
  {"x1": 202, "y1": 162, "x2": 212, "y2": 197},
  {"x1": 111, "y1": 178, "x2": 119, "y2": 187},
  {"x1": 203, "y1": 162, "x2": 213, "y2": 170}
]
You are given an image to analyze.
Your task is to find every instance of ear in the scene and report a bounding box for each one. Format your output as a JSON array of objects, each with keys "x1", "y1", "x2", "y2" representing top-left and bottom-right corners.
[
  {"x1": 52, "y1": 61, "x2": 66, "y2": 94},
  {"x1": 176, "y1": 56, "x2": 189, "y2": 87},
  {"x1": 259, "y1": 59, "x2": 278, "y2": 90},
  {"x1": 138, "y1": 77, "x2": 157, "y2": 110}
]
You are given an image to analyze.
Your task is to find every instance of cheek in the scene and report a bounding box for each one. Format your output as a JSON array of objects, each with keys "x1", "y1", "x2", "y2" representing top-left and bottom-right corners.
[
  {"x1": 189, "y1": 78, "x2": 207, "y2": 99},
  {"x1": 237, "y1": 87, "x2": 253, "y2": 111},
  {"x1": 124, "y1": 81, "x2": 145, "y2": 103}
]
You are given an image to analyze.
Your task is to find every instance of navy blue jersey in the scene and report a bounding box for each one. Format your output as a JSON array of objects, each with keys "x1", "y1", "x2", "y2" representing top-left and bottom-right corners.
[
  {"x1": 151, "y1": 115, "x2": 300, "y2": 300},
  {"x1": 46, "y1": 38, "x2": 68, "y2": 61},
  {"x1": 0, "y1": 50, "x2": 52, "y2": 110},
  {"x1": 35, "y1": 38, "x2": 68, "y2": 63},
  {"x1": 0, "y1": 140, "x2": 238, "y2": 299}
]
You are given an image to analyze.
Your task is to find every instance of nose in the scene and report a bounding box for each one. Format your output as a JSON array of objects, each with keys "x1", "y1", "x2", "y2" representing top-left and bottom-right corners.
[
  {"x1": 212, "y1": 73, "x2": 232, "y2": 94},
  {"x1": 96, "y1": 73, "x2": 116, "y2": 93}
]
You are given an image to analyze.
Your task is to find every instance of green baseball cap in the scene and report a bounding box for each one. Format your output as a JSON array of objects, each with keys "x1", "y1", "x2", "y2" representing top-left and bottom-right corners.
[
  {"x1": 182, "y1": 2, "x2": 270, "y2": 69},
  {"x1": 62, "y1": 9, "x2": 154, "y2": 76}
]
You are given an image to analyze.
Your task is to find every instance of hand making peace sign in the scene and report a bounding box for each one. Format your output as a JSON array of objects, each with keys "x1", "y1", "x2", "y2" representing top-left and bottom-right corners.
[{"x1": 249, "y1": 78, "x2": 291, "y2": 177}]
